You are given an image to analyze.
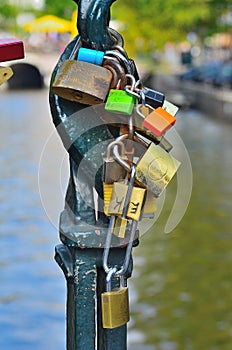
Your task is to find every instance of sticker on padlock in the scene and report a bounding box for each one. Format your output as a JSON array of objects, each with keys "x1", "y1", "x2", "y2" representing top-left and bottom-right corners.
[
  {"x1": 136, "y1": 143, "x2": 181, "y2": 197},
  {"x1": 101, "y1": 267, "x2": 130, "y2": 329},
  {"x1": 52, "y1": 36, "x2": 113, "y2": 105},
  {"x1": 102, "y1": 140, "x2": 129, "y2": 184},
  {"x1": 105, "y1": 74, "x2": 137, "y2": 115}
]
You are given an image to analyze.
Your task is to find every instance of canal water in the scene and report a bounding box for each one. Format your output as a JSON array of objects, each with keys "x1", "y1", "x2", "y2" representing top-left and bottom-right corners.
[{"x1": 0, "y1": 88, "x2": 231, "y2": 350}]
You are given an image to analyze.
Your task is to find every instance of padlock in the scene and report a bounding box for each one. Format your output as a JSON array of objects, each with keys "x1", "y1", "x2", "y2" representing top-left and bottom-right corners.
[
  {"x1": 104, "y1": 49, "x2": 133, "y2": 75},
  {"x1": 134, "y1": 120, "x2": 173, "y2": 153},
  {"x1": 105, "y1": 74, "x2": 137, "y2": 115},
  {"x1": 111, "y1": 164, "x2": 145, "y2": 238},
  {"x1": 103, "y1": 182, "x2": 114, "y2": 216},
  {"x1": 52, "y1": 36, "x2": 113, "y2": 105},
  {"x1": 108, "y1": 182, "x2": 146, "y2": 221},
  {"x1": 141, "y1": 190, "x2": 157, "y2": 219},
  {"x1": 77, "y1": 47, "x2": 104, "y2": 65},
  {"x1": 134, "y1": 104, "x2": 150, "y2": 130},
  {"x1": 163, "y1": 99, "x2": 179, "y2": 116},
  {"x1": 103, "y1": 58, "x2": 127, "y2": 90},
  {"x1": 113, "y1": 217, "x2": 128, "y2": 239},
  {"x1": 0, "y1": 66, "x2": 13, "y2": 85},
  {"x1": 135, "y1": 142, "x2": 181, "y2": 197},
  {"x1": 101, "y1": 267, "x2": 130, "y2": 329},
  {"x1": 142, "y1": 106, "x2": 177, "y2": 137},
  {"x1": 142, "y1": 86, "x2": 165, "y2": 109},
  {"x1": 102, "y1": 140, "x2": 129, "y2": 184}
]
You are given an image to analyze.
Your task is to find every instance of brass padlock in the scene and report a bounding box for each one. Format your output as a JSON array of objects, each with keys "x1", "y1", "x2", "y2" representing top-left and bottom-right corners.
[
  {"x1": 103, "y1": 182, "x2": 114, "y2": 216},
  {"x1": 52, "y1": 36, "x2": 113, "y2": 105},
  {"x1": 141, "y1": 190, "x2": 157, "y2": 219},
  {"x1": 0, "y1": 66, "x2": 13, "y2": 85},
  {"x1": 136, "y1": 143, "x2": 181, "y2": 197},
  {"x1": 113, "y1": 216, "x2": 128, "y2": 238},
  {"x1": 102, "y1": 140, "x2": 129, "y2": 184},
  {"x1": 101, "y1": 267, "x2": 129, "y2": 329},
  {"x1": 108, "y1": 182, "x2": 146, "y2": 221}
]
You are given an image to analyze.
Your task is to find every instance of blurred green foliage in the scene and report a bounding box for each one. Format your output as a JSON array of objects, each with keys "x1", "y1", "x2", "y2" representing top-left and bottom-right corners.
[
  {"x1": 0, "y1": 0, "x2": 231, "y2": 55},
  {"x1": 111, "y1": 0, "x2": 232, "y2": 54}
]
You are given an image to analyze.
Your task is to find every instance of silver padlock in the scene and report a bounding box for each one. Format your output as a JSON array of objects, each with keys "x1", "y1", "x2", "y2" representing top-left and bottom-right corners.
[{"x1": 102, "y1": 140, "x2": 129, "y2": 184}]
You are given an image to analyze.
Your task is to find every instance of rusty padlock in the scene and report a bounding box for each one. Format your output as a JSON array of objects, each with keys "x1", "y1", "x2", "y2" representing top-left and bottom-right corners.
[{"x1": 52, "y1": 36, "x2": 113, "y2": 105}]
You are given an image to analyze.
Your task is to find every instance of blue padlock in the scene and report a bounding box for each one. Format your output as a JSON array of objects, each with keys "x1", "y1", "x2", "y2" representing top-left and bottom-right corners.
[{"x1": 77, "y1": 47, "x2": 104, "y2": 66}]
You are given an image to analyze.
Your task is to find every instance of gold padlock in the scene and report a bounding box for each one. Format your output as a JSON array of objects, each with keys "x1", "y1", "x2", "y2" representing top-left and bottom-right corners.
[
  {"x1": 101, "y1": 268, "x2": 129, "y2": 329},
  {"x1": 103, "y1": 182, "x2": 114, "y2": 216},
  {"x1": 142, "y1": 190, "x2": 157, "y2": 219},
  {"x1": 52, "y1": 36, "x2": 113, "y2": 105},
  {"x1": 108, "y1": 182, "x2": 146, "y2": 221},
  {"x1": 136, "y1": 143, "x2": 181, "y2": 197},
  {"x1": 113, "y1": 216, "x2": 128, "y2": 238},
  {"x1": 52, "y1": 60, "x2": 112, "y2": 105},
  {"x1": 0, "y1": 66, "x2": 13, "y2": 86}
]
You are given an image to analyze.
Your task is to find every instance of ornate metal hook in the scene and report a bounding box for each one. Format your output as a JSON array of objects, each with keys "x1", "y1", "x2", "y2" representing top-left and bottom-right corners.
[{"x1": 73, "y1": 0, "x2": 117, "y2": 50}]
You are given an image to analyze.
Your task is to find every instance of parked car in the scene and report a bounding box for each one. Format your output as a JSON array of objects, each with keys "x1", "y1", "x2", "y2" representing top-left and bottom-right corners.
[
  {"x1": 213, "y1": 63, "x2": 232, "y2": 88},
  {"x1": 179, "y1": 62, "x2": 223, "y2": 83},
  {"x1": 179, "y1": 66, "x2": 204, "y2": 81},
  {"x1": 194, "y1": 62, "x2": 222, "y2": 84}
]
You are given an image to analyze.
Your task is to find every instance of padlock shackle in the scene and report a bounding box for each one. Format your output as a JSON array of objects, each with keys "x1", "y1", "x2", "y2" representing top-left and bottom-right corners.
[
  {"x1": 108, "y1": 28, "x2": 124, "y2": 48},
  {"x1": 103, "y1": 216, "x2": 115, "y2": 274},
  {"x1": 103, "y1": 58, "x2": 127, "y2": 89},
  {"x1": 112, "y1": 45, "x2": 130, "y2": 60},
  {"x1": 116, "y1": 220, "x2": 138, "y2": 277},
  {"x1": 106, "y1": 140, "x2": 126, "y2": 159},
  {"x1": 69, "y1": 35, "x2": 82, "y2": 60},
  {"x1": 106, "y1": 266, "x2": 118, "y2": 292},
  {"x1": 115, "y1": 164, "x2": 138, "y2": 276},
  {"x1": 104, "y1": 50, "x2": 132, "y2": 74},
  {"x1": 121, "y1": 163, "x2": 136, "y2": 218},
  {"x1": 136, "y1": 99, "x2": 146, "y2": 120},
  {"x1": 112, "y1": 145, "x2": 131, "y2": 173}
]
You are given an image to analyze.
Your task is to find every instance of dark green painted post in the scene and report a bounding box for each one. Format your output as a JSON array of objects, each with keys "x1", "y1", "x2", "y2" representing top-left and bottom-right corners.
[
  {"x1": 49, "y1": 1, "x2": 138, "y2": 348},
  {"x1": 55, "y1": 244, "x2": 132, "y2": 350}
]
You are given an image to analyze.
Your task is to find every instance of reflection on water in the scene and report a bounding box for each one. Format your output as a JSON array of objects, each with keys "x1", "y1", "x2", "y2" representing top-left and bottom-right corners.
[
  {"x1": 0, "y1": 89, "x2": 66, "y2": 350},
  {"x1": 0, "y1": 89, "x2": 232, "y2": 349},
  {"x1": 130, "y1": 111, "x2": 232, "y2": 350}
]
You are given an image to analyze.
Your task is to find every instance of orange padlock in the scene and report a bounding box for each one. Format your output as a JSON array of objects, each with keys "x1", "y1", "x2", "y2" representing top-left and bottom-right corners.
[{"x1": 142, "y1": 107, "x2": 176, "y2": 137}]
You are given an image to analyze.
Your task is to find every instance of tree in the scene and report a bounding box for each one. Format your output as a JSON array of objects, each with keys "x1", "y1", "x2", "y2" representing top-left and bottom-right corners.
[
  {"x1": 42, "y1": 0, "x2": 76, "y2": 19},
  {"x1": 111, "y1": 0, "x2": 231, "y2": 54}
]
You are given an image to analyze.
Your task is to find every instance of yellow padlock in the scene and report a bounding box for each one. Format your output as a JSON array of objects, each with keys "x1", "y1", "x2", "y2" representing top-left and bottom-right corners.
[
  {"x1": 101, "y1": 268, "x2": 130, "y2": 329},
  {"x1": 136, "y1": 143, "x2": 180, "y2": 197},
  {"x1": 142, "y1": 190, "x2": 157, "y2": 219},
  {"x1": 0, "y1": 66, "x2": 13, "y2": 86},
  {"x1": 103, "y1": 182, "x2": 114, "y2": 216},
  {"x1": 113, "y1": 216, "x2": 128, "y2": 238},
  {"x1": 108, "y1": 182, "x2": 146, "y2": 221}
]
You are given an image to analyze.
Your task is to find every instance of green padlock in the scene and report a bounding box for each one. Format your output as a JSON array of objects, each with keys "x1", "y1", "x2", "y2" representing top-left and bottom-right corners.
[{"x1": 105, "y1": 74, "x2": 136, "y2": 115}]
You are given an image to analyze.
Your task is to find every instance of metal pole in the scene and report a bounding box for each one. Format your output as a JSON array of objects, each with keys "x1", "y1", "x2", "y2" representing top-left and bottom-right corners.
[
  {"x1": 55, "y1": 244, "x2": 132, "y2": 350},
  {"x1": 50, "y1": 1, "x2": 139, "y2": 348}
]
